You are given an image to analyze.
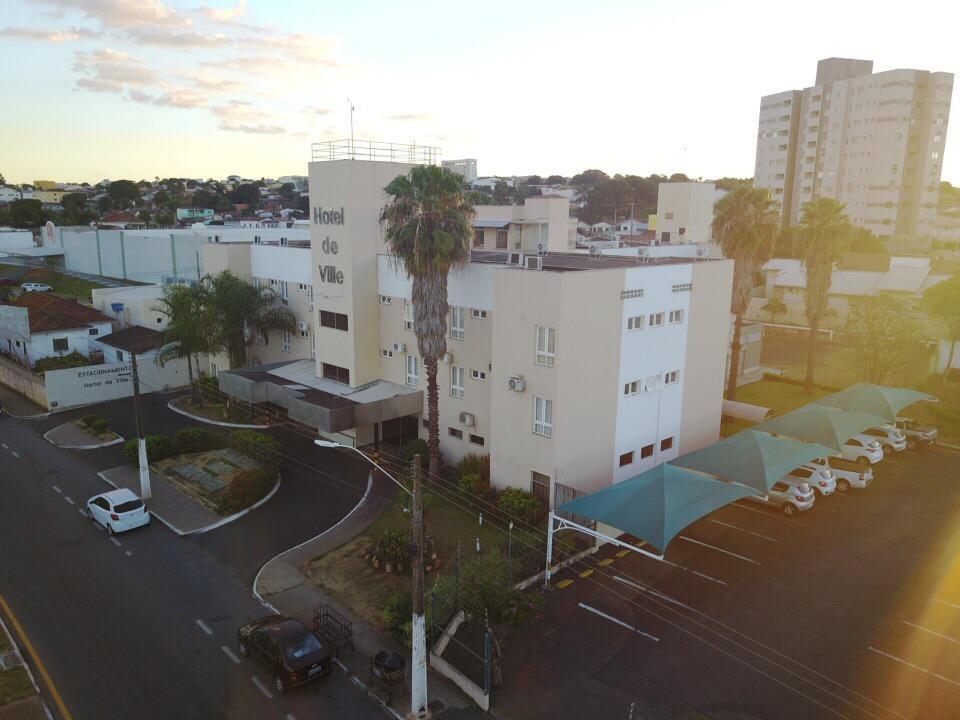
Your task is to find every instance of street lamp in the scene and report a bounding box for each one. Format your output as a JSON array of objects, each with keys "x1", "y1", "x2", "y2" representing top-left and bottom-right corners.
[{"x1": 314, "y1": 439, "x2": 428, "y2": 719}]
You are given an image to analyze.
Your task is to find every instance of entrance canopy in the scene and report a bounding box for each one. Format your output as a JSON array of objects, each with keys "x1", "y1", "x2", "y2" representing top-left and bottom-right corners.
[
  {"x1": 670, "y1": 429, "x2": 835, "y2": 494},
  {"x1": 816, "y1": 382, "x2": 934, "y2": 422},
  {"x1": 753, "y1": 403, "x2": 888, "y2": 452},
  {"x1": 555, "y1": 464, "x2": 755, "y2": 555}
]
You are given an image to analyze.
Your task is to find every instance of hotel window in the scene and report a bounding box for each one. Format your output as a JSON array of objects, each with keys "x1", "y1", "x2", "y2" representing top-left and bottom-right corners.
[
  {"x1": 627, "y1": 315, "x2": 644, "y2": 331},
  {"x1": 624, "y1": 380, "x2": 639, "y2": 396},
  {"x1": 322, "y1": 362, "x2": 350, "y2": 385},
  {"x1": 660, "y1": 436, "x2": 674, "y2": 452},
  {"x1": 299, "y1": 324, "x2": 309, "y2": 339},
  {"x1": 282, "y1": 331, "x2": 292, "y2": 353},
  {"x1": 380, "y1": 348, "x2": 393, "y2": 358},
  {"x1": 255, "y1": 329, "x2": 265, "y2": 345},
  {"x1": 471, "y1": 369, "x2": 487, "y2": 381},
  {"x1": 116, "y1": 350, "x2": 124, "y2": 361},
  {"x1": 648, "y1": 312, "x2": 665, "y2": 328},
  {"x1": 450, "y1": 306, "x2": 465, "y2": 340},
  {"x1": 535, "y1": 326, "x2": 556, "y2": 367},
  {"x1": 406, "y1": 355, "x2": 419, "y2": 387},
  {"x1": 471, "y1": 309, "x2": 487, "y2": 320},
  {"x1": 403, "y1": 301, "x2": 414, "y2": 330},
  {"x1": 280, "y1": 281, "x2": 289, "y2": 304},
  {"x1": 298, "y1": 283, "x2": 308, "y2": 291},
  {"x1": 469, "y1": 434, "x2": 485, "y2": 447},
  {"x1": 269, "y1": 278, "x2": 278, "y2": 286},
  {"x1": 449, "y1": 427, "x2": 463, "y2": 440},
  {"x1": 641, "y1": 443, "x2": 654, "y2": 459},
  {"x1": 379, "y1": 295, "x2": 392, "y2": 305},
  {"x1": 664, "y1": 212, "x2": 674, "y2": 220},
  {"x1": 450, "y1": 365, "x2": 465, "y2": 399},
  {"x1": 669, "y1": 309, "x2": 684, "y2": 324},
  {"x1": 533, "y1": 396, "x2": 553, "y2": 437},
  {"x1": 665, "y1": 370, "x2": 680, "y2": 385},
  {"x1": 52, "y1": 338, "x2": 68, "y2": 352},
  {"x1": 496, "y1": 229, "x2": 508, "y2": 249},
  {"x1": 619, "y1": 451, "x2": 634, "y2": 467},
  {"x1": 473, "y1": 229, "x2": 484, "y2": 247},
  {"x1": 88, "y1": 328, "x2": 98, "y2": 336},
  {"x1": 320, "y1": 310, "x2": 349, "y2": 331}
]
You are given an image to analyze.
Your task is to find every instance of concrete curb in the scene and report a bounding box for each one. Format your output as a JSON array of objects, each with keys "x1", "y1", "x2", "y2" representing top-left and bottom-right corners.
[
  {"x1": 43, "y1": 423, "x2": 124, "y2": 450},
  {"x1": 0, "y1": 408, "x2": 50, "y2": 421},
  {"x1": 0, "y1": 613, "x2": 54, "y2": 720},
  {"x1": 167, "y1": 398, "x2": 269, "y2": 429},
  {"x1": 96, "y1": 469, "x2": 281, "y2": 537}
]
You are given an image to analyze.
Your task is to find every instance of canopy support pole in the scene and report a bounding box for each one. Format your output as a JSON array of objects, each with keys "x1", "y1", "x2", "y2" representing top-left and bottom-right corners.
[{"x1": 544, "y1": 512, "x2": 664, "y2": 589}]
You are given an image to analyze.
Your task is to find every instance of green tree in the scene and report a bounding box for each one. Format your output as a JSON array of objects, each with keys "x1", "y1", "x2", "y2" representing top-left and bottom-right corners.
[
  {"x1": 61, "y1": 192, "x2": 87, "y2": 215},
  {"x1": 795, "y1": 198, "x2": 852, "y2": 392},
  {"x1": 848, "y1": 226, "x2": 886, "y2": 254},
  {"x1": 107, "y1": 180, "x2": 140, "y2": 209},
  {"x1": 492, "y1": 180, "x2": 511, "y2": 205},
  {"x1": 0, "y1": 172, "x2": 5, "y2": 185},
  {"x1": 8, "y1": 199, "x2": 44, "y2": 228},
  {"x1": 713, "y1": 177, "x2": 752, "y2": 192},
  {"x1": 279, "y1": 183, "x2": 296, "y2": 201},
  {"x1": 712, "y1": 186, "x2": 778, "y2": 400},
  {"x1": 923, "y1": 275, "x2": 960, "y2": 381},
  {"x1": 762, "y1": 297, "x2": 787, "y2": 324},
  {"x1": 155, "y1": 282, "x2": 211, "y2": 403},
  {"x1": 380, "y1": 165, "x2": 474, "y2": 476},
  {"x1": 230, "y1": 183, "x2": 260, "y2": 207},
  {"x1": 545, "y1": 175, "x2": 566, "y2": 185},
  {"x1": 204, "y1": 270, "x2": 296, "y2": 369},
  {"x1": 191, "y1": 189, "x2": 217, "y2": 208},
  {"x1": 845, "y1": 296, "x2": 924, "y2": 384}
]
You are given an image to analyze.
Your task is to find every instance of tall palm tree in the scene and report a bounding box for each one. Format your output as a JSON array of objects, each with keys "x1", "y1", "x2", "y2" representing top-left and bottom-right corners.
[
  {"x1": 712, "y1": 185, "x2": 778, "y2": 400},
  {"x1": 795, "y1": 198, "x2": 852, "y2": 393},
  {"x1": 204, "y1": 270, "x2": 297, "y2": 369},
  {"x1": 154, "y1": 282, "x2": 210, "y2": 404},
  {"x1": 380, "y1": 165, "x2": 475, "y2": 476}
]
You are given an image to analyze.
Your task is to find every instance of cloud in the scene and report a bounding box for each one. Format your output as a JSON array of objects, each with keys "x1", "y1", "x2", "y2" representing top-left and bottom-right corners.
[
  {"x1": 196, "y1": 0, "x2": 247, "y2": 23},
  {"x1": 188, "y1": 75, "x2": 249, "y2": 93},
  {"x1": 259, "y1": 32, "x2": 341, "y2": 65},
  {"x1": 0, "y1": 26, "x2": 97, "y2": 42},
  {"x1": 73, "y1": 48, "x2": 155, "y2": 90},
  {"x1": 75, "y1": 77, "x2": 124, "y2": 93},
  {"x1": 212, "y1": 101, "x2": 285, "y2": 134},
  {"x1": 304, "y1": 106, "x2": 332, "y2": 116},
  {"x1": 127, "y1": 28, "x2": 230, "y2": 47},
  {"x1": 33, "y1": 0, "x2": 192, "y2": 28},
  {"x1": 200, "y1": 55, "x2": 275, "y2": 74},
  {"x1": 128, "y1": 88, "x2": 207, "y2": 109},
  {"x1": 386, "y1": 113, "x2": 432, "y2": 121}
]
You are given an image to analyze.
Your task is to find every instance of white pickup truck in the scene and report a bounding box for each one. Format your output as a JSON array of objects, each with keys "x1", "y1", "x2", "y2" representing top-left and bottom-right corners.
[{"x1": 804, "y1": 456, "x2": 873, "y2": 493}]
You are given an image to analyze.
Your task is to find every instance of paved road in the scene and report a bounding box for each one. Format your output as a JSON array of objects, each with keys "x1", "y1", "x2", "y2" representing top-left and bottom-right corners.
[{"x1": 0, "y1": 402, "x2": 389, "y2": 720}]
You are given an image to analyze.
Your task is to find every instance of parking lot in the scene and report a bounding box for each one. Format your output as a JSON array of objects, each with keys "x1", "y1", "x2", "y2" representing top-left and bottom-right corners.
[{"x1": 496, "y1": 445, "x2": 960, "y2": 720}]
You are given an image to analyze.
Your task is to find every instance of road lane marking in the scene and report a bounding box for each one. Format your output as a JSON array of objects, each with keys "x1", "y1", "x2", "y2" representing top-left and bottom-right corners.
[
  {"x1": 868, "y1": 646, "x2": 960, "y2": 687},
  {"x1": 64, "y1": 496, "x2": 74, "y2": 505},
  {"x1": 708, "y1": 519, "x2": 781, "y2": 543},
  {"x1": 678, "y1": 536, "x2": 760, "y2": 565},
  {"x1": 221, "y1": 645, "x2": 241, "y2": 664},
  {"x1": 934, "y1": 598, "x2": 960, "y2": 611},
  {"x1": 251, "y1": 675, "x2": 274, "y2": 699},
  {"x1": 0, "y1": 593, "x2": 74, "y2": 720},
  {"x1": 109, "y1": 537, "x2": 121, "y2": 547},
  {"x1": 196, "y1": 619, "x2": 214, "y2": 636},
  {"x1": 52, "y1": 485, "x2": 61, "y2": 494},
  {"x1": 578, "y1": 602, "x2": 660, "y2": 642},
  {"x1": 903, "y1": 620, "x2": 959, "y2": 644},
  {"x1": 125, "y1": 550, "x2": 133, "y2": 557},
  {"x1": 1, "y1": 443, "x2": 7, "y2": 449},
  {"x1": 10, "y1": 451, "x2": 19, "y2": 458}
]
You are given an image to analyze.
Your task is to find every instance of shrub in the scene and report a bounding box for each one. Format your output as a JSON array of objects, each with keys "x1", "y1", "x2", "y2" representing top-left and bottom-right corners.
[
  {"x1": 498, "y1": 487, "x2": 542, "y2": 527},
  {"x1": 123, "y1": 435, "x2": 175, "y2": 464},
  {"x1": 375, "y1": 529, "x2": 409, "y2": 571},
  {"x1": 381, "y1": 593, "x2": 412, "y2": 642},
  {"x1": 174, "y1": 427, "x2": 226, "y2": 454},
  {"x1": 458, "y1": 453, "x2": 490, "y2": 487},
  {"x1": 401, "y1": 438, "x2": 428, "y2": 464},
  {"x1": 458, "y1": 472, "x2": 481, "y2": 495},
  {"x1": 197, "y1": 375, "x2": 219, "y2": 392},
  {"x1": 217, "y1": 467, "x2": 276, "y2": 515},
  {"x1": 229, "y1": 429, "x2": 280, "y2": 466},
  {"x1": 90, "y1": 418, "x2": 109, "y2": 434},
  {"x1": 80, "y1": 414, "x2": 97, "y2": 427}
]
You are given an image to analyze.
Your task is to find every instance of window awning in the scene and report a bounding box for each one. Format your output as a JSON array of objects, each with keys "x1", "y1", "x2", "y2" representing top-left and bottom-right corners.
[
  {"x1": 555, "y1": 464, "x2": 755, "y2": 555},
  {"x1": 472, "y1": 219, "x2": 511, "y2": 229},
  {"x1": 671, "y1": 429, "x2": 835, "y2": 494},
  {"x1": 815, "y1": 382, "x2": 935, "y2": 422},
  {"x1": 753, "y1": 403, "x2": 888, "y2": 451}
]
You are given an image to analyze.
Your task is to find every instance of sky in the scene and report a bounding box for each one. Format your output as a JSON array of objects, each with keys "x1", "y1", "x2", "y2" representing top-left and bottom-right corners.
[{"x1": 0, "y1": 0, "x2": 958, "y2": 185}]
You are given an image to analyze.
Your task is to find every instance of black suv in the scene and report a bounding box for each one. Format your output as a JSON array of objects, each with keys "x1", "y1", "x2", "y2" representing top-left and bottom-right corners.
[{"x1": 238, "y1": 615, "x2": 332, "y2": 692}]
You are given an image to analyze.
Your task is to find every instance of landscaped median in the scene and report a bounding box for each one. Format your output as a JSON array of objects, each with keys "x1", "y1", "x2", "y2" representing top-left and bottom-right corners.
[
  {"x1": 168, "y1": 380, "x2": 269, "y2": 429},
  {"x1": 0, "y1": 613, "x2": 46, "y2": 720},
  {"x1": 44, "y1": 414, "x2": 123, "y2": 450}
]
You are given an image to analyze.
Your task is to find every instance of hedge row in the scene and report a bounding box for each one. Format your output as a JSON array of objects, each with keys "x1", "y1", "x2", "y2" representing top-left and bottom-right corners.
[{"x1": 123, "y1": 427, "x2": 281, "y2": 468}]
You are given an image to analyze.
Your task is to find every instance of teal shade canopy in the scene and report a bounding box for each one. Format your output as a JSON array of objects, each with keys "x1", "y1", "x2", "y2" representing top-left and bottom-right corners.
[
  {"x1": 816, "y1": 382, "x2": 934, "y2": 422},
  {"x1": 753, "y1": 403, "x2": 888, "y2": 451},
  {"x1": 671, "y1": 429, "x2": 835, "y2": 494},
  {"x1": 555, "y1": 464, "x2": 755, "y2": 554}
]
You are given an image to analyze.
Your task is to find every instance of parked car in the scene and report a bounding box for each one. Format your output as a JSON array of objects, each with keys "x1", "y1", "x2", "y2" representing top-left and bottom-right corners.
[
  {"x1": 20, "y1": 282, "x2": 52, "y2": 292},
  {"x1": 746, "y1": 476, "x2": 815, "y2": 516},
  {"x1": 840, "y1": 435, "x2": 884, "y2": 466},
  {"x1": 86, "y1": 488, "x2": 150, "y2": 535},
  {"x1": 895, "y1": 417, "x2": 938, "y2": 449},
  {"x1": 863, "y1": 425, "x2": 907, "y2": 453},
  {"x1": 238, "y1": 615, "x2": 332, "y2": 693},
  {"x1": 788, "y1": 465, "x2": 836, "y2": 497},
  {"x1": 805, "y1": 456, "x2": 872, "y2": 493}
]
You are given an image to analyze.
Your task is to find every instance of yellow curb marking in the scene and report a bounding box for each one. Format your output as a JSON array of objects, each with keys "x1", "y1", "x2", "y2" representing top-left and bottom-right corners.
[
  {"x1": 578, "y1": 569, "x2": 594, "y2": 578},
  {"x1": 615, "y1": 549, "x2": 630, "y2": 558},
  {"x1": 555, "y1": 579, "x2": 574, "y2": 589},
  {"x1": 598, "y1": 558, "x2": 614, "y2": 566}
]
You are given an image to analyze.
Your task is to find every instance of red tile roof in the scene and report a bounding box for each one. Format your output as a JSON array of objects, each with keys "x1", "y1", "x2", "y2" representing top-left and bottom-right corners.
[
  {"x1": 96, "y1": 325, "x2": 164, "y2": 354},
  {"x1": 9, "y1": 293, "x2": 112, "y2": 333}
]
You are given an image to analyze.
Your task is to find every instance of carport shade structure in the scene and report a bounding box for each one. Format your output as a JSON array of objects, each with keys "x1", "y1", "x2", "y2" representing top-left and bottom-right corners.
[
  {"x1": 669, "y1": 429, "x2": 836, "y2": 494},
  {"x1": 753, "y1": 403, "x2": 888, "y2": 452},
  {"x1": 815, "y1": 382, "x2": 934, "y2": 423},
  {"x1": 554, "y1": 464, "x2": 756, "y2": 556}
]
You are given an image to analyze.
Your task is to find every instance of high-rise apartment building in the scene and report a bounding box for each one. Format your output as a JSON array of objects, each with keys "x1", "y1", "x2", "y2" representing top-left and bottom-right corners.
[{"x1": 754, "y1": 58, "x2": 953, "y2": 239}]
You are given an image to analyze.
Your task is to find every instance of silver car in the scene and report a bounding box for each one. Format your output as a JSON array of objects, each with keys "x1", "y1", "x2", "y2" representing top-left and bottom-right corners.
[{"x1": 747, "y1": 477, "x2": 816, "y2": 516}]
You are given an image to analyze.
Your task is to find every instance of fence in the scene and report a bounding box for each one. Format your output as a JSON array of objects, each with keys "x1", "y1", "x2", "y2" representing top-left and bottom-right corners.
[
  {"x1": 0, "y1": 354, "x2": 47, "y2": 409},
  {"x1": 313, "y1": 604, "x2": 354, "y2": 655}
]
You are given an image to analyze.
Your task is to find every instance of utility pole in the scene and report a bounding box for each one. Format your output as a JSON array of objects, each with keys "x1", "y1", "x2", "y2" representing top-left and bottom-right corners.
[
  {"x1": 130, "y1": 352, "x2": 151, "y2": 499},
  {"x1": 410, "y1": 453, "x2": 428, "y2": 718}
]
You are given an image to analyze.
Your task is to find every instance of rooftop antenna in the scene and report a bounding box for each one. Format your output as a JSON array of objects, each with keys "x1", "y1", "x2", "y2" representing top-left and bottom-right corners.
[{"x1": 348, "y1": 98, "x2": 356, "y2": 158}]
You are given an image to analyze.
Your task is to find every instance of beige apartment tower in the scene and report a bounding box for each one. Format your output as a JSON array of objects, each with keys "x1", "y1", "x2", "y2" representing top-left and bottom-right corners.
[{"x1": 754, "y1": 58, "x2": 953, "y2": 239}]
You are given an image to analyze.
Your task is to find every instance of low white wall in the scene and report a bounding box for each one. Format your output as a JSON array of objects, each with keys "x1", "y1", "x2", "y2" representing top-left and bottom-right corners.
[{"x1": 45, "y1": 354, "x2": 189, "y2": 410}]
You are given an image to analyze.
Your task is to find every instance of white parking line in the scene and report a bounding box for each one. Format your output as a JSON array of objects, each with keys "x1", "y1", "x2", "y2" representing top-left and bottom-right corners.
[
  {"x1": 903, "y1": 620, "x2": 959, "y2": 644},
  {"x1": 77, "y1": 508, "x2": 86, "y2": 516},
  {"x1": 729, "y1": 501, "x2": 808, "y2": 526},
  {"x1": 125, "y1": 550, "x2": 133, "y2": 557},
  {"x1": 196, "y1": 619, "x2": 214, "y2": 636},
  {"x1": 1, "y1": 443, "x2": 7, "y2": 449},
  {"x1": 613, "y1": 576, "x2": 696, "y2": 612},
  {"x1": 109, "y1": 537, "x2": 121, "y2": 547},
  {"x1": 92, "y1": 522, "x2": 104, "y2": 532},
  {"x1": 934, "y1": 598, "x2": 960, "y2": 611},
  {"x1": 660, "y1": 557, "x2": 728, "y2": 586},
  {"x1": 868, "y1": 646, "x2": 960, "y2": 687},
  {"x1": 286, "y1": 714, "x2": 297, "y2": 720},
  {"x1": 64, "y1": 496, "x2": 74, "y2": 505},
  {"x1": 10, "y1": 451, "x2": 19, "y2": 458},
  {"x1": 578, "y1": 602, "x2": 660, "y2": 642},
  {"x1": 678, "y1": 536, "x2": 760, "y2": 565},
  {"x1": 52, "y1": 485, "x2": 62, "y2": 494},
  {"x1": 221, "y1": 645, "x2": 241, "y2": 664},
  {"x1": 708, "y1": 519, "x2": 781, "y2": 543},
  {"x1": 250, "y1": 676, "x2": 274, "y2": 699}
]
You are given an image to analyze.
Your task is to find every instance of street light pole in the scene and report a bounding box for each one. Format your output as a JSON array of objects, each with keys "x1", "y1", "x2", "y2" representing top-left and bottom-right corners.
[{"x1": 130, "y1": 352, "x2": 151, "y2": 499}]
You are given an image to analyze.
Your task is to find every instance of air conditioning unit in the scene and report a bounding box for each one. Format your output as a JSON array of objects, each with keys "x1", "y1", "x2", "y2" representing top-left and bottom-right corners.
[
  {"x1": 442, "y1": 351, "x2": 453, "y2": 364},
  {"x1": 507, "y1": 376, "x2": 525, "y2": 392},
  {"x1": 392, "y1": 341, "x2": 407, "y2": 353},
  {"x1": 536, "y1": 241, "x2": 547, "y2": 255},
  {"x1": 459, "y1": 411, "x2": 475, "y2": 427},
  {"x1": 297, "y1": 320, "x2": 309, "y2": 332},
  {"x1": 644, "y1": 375, "x2": 663, "y2": 392},
  {"x1": 588, "y1": 245, "x2": 602, "y2": 258},
  {"x1": 696, "y1": 246, "x2": 709, "y2": 258},
  {"x1": 507, "y1": 251, "x2": 524, "y2": 266},
  {"x1": 308, "y1": 302, "x2": 315, "y2": 312},
  {"x1": 525, "y1": 255, "x2": 543, "y2": 271}
]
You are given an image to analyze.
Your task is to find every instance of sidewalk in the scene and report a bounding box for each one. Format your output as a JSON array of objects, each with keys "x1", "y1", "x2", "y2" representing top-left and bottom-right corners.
[
  {"x1": 44, "y1": 421, "x2": 124, "y2": 449},
  {"x1": 0, "y1": 386, "x2": 47, "y2": 419},
  {"x1": 255, "y1": 471, "x2": 486, "y2": 719}
]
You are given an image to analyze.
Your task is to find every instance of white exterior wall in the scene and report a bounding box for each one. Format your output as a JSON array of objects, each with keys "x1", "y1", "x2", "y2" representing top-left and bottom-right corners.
[
  {"x1": 0, "y1": 230, "x2": 34, "y2": 255},
  {"x1": 27, "y1": 321, "x2": 113, "y2": 362},
  {"x1": 92, "y1": 286, "x2": 167, "y2": 330},
  {"x1": 656, "y1": 182, "x2": 717, "y2": 244}
]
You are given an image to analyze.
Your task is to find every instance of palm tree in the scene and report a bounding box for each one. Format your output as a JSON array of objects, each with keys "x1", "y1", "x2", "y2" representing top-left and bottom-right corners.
[
  {"x1": 712, "y1": 186, "x2": 778, "y2": 400},
  {"x1": 795, "y1": 198, "x2": 852, "y2": 393},
  {"x1": 204, "y1": 270, "x2": 297, "y2": 369},
  {"x1": 380, "y1": 165, "x2": 475, "y2": 476},
  {"x1": 154, "y1": 282, "x2": 210, "y2": 404}
]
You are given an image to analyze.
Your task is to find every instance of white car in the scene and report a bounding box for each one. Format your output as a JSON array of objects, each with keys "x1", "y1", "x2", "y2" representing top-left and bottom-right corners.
[
  {"x1": 840, "y1": 434, "x2": 884, "y2": 466},
  {"x1": 21, "y1": 282, "x2": 52, "y2": 292},
  {"x1": 746, "y1": 476, "x2": 816, "y2": 516},
  {"x1": 86, "y1": 489, "x2": 150, "y2": 535},
  {"x1": 863, "y1": 425, "x2": 907, "y2": 453},
  {"x1": 805, "y1": 456, "x2": 872, "y2": 493},
  {"x1": 788, "y1": 465, "x2": 835, "y2": 497}
]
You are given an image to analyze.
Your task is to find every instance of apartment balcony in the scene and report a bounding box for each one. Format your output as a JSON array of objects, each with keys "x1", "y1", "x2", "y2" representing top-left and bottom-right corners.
[{"x1": 310, "y1": 139, "x2": 439, "y2": 164}]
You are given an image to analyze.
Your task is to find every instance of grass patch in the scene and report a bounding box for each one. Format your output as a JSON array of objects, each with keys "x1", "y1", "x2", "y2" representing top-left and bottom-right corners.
[
  {"x1": 171, "y1": 396, "x2": 263, "y2": 425},
  {"x1": 72, "y1": 419, "x2": 119, "y2": 443},
  {"x1": 34, "y1": 351, "x2": 89, "y2": 373},
  {"x1": 735, "y1": 379, "x2": 829, "y2": 417},
  {"x1": 0, "y1": 265, "x2": 108, "y2": 303},
  {"x1": 0, "y1": 666, "x2": 35, "y2": 706}
]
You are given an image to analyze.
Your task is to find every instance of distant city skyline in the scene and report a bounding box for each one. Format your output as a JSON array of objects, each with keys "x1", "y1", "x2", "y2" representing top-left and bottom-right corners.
[{"x1": 1, "y1": 0, "x2": 957, "y2": 185}]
